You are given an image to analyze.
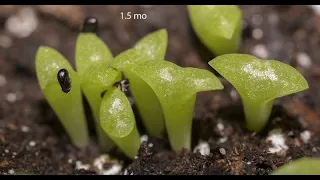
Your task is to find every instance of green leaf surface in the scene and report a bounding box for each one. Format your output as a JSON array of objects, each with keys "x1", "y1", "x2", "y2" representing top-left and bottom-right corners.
[
  {"x1": 81, "y1": 65, "x2": 121, "y2": 151},
  {"x1": 100, "y1": 87, "x2": 140, "y2": 159},
  {"x1": 75, "y1": 33, "x2": 113, "y2": 77},
  {"x1": 209, "y1": 54, "x2": 309, "y2": 131},
  {"x1": 134, "y1": 29, "x2": 168, "y2": 61},
  {"x1": 75, "y1": 32, "x2": 116, "y2": 152},
  {"x1": 35, "y1": 46, "x2": 89, "y2": 147},
  {"x1": 127, "y1": 60, "x2": 223, "y2": 152},
  {"x1": 188, "y1": 5, "x2": 242, "y2": 56},
  {"x1": 111, "y1": 30, "x2": 168, "y2": 138},
  {"x1": 111, "y1": 48, "x2": 147, "y2": 70},
  {"x1": 272, "y1": 158, "x2": 320, "y2": 175}
]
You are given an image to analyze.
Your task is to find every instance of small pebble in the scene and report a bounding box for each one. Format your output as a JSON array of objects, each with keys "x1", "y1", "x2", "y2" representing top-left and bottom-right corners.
[
  {"x1": 21, "y1": 125, "x2": 30, "y2": 133},
  {"x1": 12, "y1": 152, "x2": 17, "y2": 156},
  {"x1": 4, "y1": 149, "x2": 9, "y2": 153},
  {"x1": 5, "y1": 7, "x2": 38, "y2": 38},
  {"x1": 193, "y1": 141, "x2": 210, "y2": 156},
  {"x1": 134, "y1": 156, "x2": 138, "y2": 159},
  {"x1": 252, "y1": 44, "x2": 269, "y2": 59},
  {"x1": 300, "y1": 130, "x2": 311, "y2": 144},
  {"x1": 6, "y1": 92, "x2": 17, "y2": 103},
  {"x1": 148, "y1": 143, "x2": 153, "y2": 148},
  {"x1": 0, "y1": 75, "x2": 7, "y2": 87},
  {"x1": 312, "y1": 147, "x2": 317, "y2": 152},
  {"x1": 75, "y1": 160, "x2": 90, "y2": 171},
  {"x1": 247, "y1": 161, "x2": 251, "y2": 165},
  {"x1": 29, "y1": 141, "x2": 36, "y2": 147},
  {"x1": 218, "y1": 137, "x2": 228, "y2": 144},
  {"x1": 68, "y1": 159, "x2": 73, "y2": 164},
  {"x1": 8, "y1": 169, "x2": 14, "y2": 174},
  {"x1": 140, "y1": 135, "x2": 148, "y2": 143},
  {"x1": 296, "y1": 52, "x2": 312, "y2": 68},
  {"x1": 219, "y1": 148, "x2": 226, "y2": 155},
  {"x1": 217, "y1": 123, "x2": 224, "y2": 132},
  {"x1": 266, "y1": 132, "x2": 288, "y2": 154},
  {"x1": 252, "y1": 28, "x2": 263, "y2": 40}
]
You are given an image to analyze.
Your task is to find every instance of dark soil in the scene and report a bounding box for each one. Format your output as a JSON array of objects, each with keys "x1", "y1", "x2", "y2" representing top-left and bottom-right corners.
[{"x1": 1, "y1": 5, "x2": 320, "y2": 175}]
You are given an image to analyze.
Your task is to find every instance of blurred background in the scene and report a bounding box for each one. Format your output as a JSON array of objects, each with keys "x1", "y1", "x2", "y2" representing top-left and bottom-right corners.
[{"x1": 1, "y1": 5, "x2": 320, "y2": 174}]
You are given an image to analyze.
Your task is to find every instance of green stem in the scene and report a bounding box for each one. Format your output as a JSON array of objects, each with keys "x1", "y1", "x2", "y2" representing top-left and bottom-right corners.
[
  {"x1": 44, "y1": 76, "x2": 89, "y2": 147},
  {"x1": 165, "y1": 95, "x2": 196, "y2": 152},
  {"x1": 110, "y1": 125, "x2": 141, "y2": 159},
  {"x1": 243, "y1": 99, "x2": 275, "y2": 132}
]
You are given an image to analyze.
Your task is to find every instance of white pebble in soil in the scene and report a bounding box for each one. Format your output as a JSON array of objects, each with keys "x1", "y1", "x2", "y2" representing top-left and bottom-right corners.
[
  {"x1": 218, "y1": 137, "x2": 228, "y2": 144},
  {"x1": 252, "y1": 28, "x2": 263, "y2": 40},
  {"x1": 266, "y1": 133, "x2": 288, "y2": 154},
  {"x1": 8, "y1": 169, "x2": 14, "y2": 174},
  {"x1": 29, "y1": 141, "x2": 36, "y2": 147},
  {"x1": 252, "y1": 44, "x2": 269, "y2": 59},
  {"x1": 219, "y1": 148, "x2": 226, "y2": 155},
  {"x1": 217, "y1": 122, "x2": 224, "y2": 132},
  {"x1": 6, "y1": 92, "x2": 17, "y2": 103},
  {"x1": 140, "y1": 135, "x2": 148, "y2": 143},
  {"x1": 5, "y1": 7, "x2": 39, "y2": 38},
  {"x1": 75, "y1": 160, "x2": 91, "y2": 171},
  {"x1": 300, "y1": 130, "x2": 311, "y2": 144},
  {"x1": 193, "y1": 141, "x2": 210, "y2": 156},
  {"x1": 296, "y1": 52, "x2": 312, "y2": 68},
  {"x1": 93, "y1": 154, "x2": 123, "y2": 175},
  {"x1": 21, "y1": 125, "x2": 30, "y2": 133}
]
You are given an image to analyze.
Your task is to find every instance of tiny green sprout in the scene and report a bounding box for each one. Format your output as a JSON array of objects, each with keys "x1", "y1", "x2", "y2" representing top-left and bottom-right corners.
[
  {"x1": 111, "y1": 29, "x2": 168, "y2": 138},
  {"x1": 100, "y1": 86, "x2": 140, "y2": 159},
  {"x1": 125, "y1": 60, "x2": 223, "y2": 152},
  {"x1": 271, "y1": 157, "x2": 320, "y2": 175},
  {"x1": 35, "y1": 46, "x2": 89, "y2": 147},
  {"x1": 187, "y1": 5, "x2": 242, "y2": 56},
  {"x1": 75, "y1": 32, "x2": 118, "y2": 152},
  {"x1": 209, "y1": 54, "x2": 309, "y2": 132}
]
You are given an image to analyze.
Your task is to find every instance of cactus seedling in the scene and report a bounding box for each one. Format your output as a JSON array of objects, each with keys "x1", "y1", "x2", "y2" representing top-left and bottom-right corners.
[
  {"x1": 35, "y1": 47, "x2": 89, "y2": 147},
  {"x1": 125, "y1": 60, "x2": 223, "y2": 152},
  {"x1": 209, "y1": 54, "x2": 309, "y2": 132},
  {"x1": 111, "y1": 29, "x2": 168, "y2": 138},
  {"x1": 187, "y1": 5, "x2": 242, "y2": 56},
  {"x1": 75, "y1": 19, "x2": 117, "y2": 152}
]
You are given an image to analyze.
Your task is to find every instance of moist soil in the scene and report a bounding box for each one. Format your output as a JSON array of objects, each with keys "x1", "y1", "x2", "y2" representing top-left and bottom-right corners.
[{"x1": 1, "y1": 5, "x2": 320, "y2": 175}]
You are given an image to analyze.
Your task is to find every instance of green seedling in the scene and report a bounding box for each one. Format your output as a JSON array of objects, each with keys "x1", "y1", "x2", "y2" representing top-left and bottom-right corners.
[
  {"x1": 271, "y1": 158, "x2": 320, "y2": 175},
  {"x1": 111, "y1": 29, "x2": 168, "y2": 138},
  {"x1": 75, "y1": 32, "x2": 118, "y2": 152},
  {"x1": 125, "y1": 60, "x2": 223, "y2": 152},
  {"x1": 35, "y1": 47, "x2": 89, "y2": 147},
  {"x1": 187, "y1": 5, "x2": 242, "y2": 56},
  {"x1": 209, "y1": 54, "x2": 309, "y2": 132},
  {"x1": 100, "y1": 86, "x2": 140, "y2": 159}
]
